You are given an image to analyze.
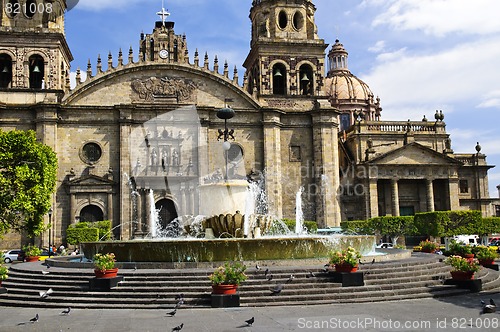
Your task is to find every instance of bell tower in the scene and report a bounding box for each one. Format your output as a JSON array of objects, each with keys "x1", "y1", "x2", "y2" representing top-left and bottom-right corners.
[
  {"x1": 243, "y1": 0, "x2": 327, "y2": 98},
  {"x1": 0, "y1": 0, "x2": 72, "y2": 91}
]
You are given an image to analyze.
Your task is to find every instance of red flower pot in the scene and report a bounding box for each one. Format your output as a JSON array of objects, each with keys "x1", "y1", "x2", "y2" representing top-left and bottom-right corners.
[
  {"x1": 25, "y1": 256, "x2": 39, "y2": 262},
  {"x1": 463, "y1": 254, "x2": 474, "y2": 263},
  {"x1": 212, "y1": 284, "x2": 238, "y2": 295},
  {"x1": 334, "y1": 264, "x2": 358, "y2": 273},
  {"x1": 478, "y1": 259, "x2": 494, "y2": 266},
  {"x1": 450, "y1": 271, "x2": 474, "y2": 280},
  {"x1": 94, "y1": 268, "x2": 119, "y2": 279}
]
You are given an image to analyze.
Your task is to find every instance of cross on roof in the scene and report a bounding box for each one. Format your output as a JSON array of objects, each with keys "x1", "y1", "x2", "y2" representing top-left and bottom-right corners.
[{"x1": 156, "y1": 0, "x2": 170, "y2": 25}]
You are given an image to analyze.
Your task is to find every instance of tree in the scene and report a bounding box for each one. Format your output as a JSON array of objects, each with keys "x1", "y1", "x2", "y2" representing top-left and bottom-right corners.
[
  {"x1": 370, "y1": 216, "x2": 416, "y2": 245},
  {"x1": 0, "y1": 130, "x2": 57, "y2": 237}
]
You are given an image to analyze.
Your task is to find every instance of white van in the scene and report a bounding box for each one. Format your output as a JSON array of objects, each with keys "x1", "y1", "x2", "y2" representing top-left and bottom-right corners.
[{"x1": 449, "y1": 235, "x2": 480, "y2": 246}]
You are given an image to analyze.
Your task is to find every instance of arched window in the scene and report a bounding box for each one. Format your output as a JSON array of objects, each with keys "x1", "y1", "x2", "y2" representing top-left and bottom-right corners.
[
  {"x1": 150, "y1": 38, "x2": 155, "y2": 61},
  {"x1": 6, "y1": 0, "x2": 20, "y2": 18},
  {"x1": 299, "y1": 64, "x2": 313, "y2": 95},
  {"x1": 79, "y1": 205, "x2": 104, "y2": 222},
  {"x1": 272, "y1": 63, "x2": 286, "y2": 95},
  {"x1": 173, "y1": 40, "x2": 178, "y2": 61},
  {"x1": 0, "y1": 54, "x2": 13, "y2": 88},
  {"x1": 340, "y1": 113, "x2": 351, "y2": 132},
  {"x1": 29, "y1": 54, "x2": 44, "y2": 89}
]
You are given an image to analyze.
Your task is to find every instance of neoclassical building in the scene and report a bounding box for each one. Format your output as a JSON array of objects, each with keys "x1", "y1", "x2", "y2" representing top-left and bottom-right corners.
[{"x1": 0, "y1": 0, "x2": 498, "y2": 247}]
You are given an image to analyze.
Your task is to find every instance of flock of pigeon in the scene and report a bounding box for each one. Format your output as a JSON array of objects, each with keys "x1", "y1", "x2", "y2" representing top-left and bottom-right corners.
[{"x1": 13, "y1": 263, "x2": 498, "y2": 329}]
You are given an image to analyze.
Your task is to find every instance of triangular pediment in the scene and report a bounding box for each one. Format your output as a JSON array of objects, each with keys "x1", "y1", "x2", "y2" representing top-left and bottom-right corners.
[
  {"x1": 367, "y1": 142, "x2": 462, "y2": 166},
  {"x1": 67, "y1": 174, "x2": 115, "y2": 186}
]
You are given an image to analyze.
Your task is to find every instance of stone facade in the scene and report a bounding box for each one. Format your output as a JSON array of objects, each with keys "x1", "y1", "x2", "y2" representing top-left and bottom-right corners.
[{"x1": 0, "y1": 0, "x2": 498, "y2": 248}]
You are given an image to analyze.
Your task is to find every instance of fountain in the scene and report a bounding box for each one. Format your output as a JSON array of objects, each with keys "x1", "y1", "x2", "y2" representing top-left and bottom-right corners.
[{"x1": 80, "y1": 105, "x2": 376, "y2": 265}]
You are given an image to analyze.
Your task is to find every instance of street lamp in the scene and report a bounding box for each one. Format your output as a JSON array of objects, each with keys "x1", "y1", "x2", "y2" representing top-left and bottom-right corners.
[
  {"x1": 48, "y1": 207, "x2": 53, "y2": 257},
  {"x1": 216, "y1": 99, "x2": 235, "y2": 181}
]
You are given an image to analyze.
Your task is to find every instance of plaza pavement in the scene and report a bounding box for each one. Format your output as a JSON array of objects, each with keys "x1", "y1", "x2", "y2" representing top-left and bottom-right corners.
[{"x1": 0, "y1": 292, "x2": 499, "y2": 332}]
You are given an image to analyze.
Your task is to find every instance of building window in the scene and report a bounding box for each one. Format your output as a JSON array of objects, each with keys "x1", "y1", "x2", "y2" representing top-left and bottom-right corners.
[
  {"x1": 290, "y1": 146, "x2": 301, "y2": 162},
  {"x1": 29, "y1": 54, "x2": 44, "y2": 89},
  {"x1": 278, "y1": 10, "x2": 288, "y2": 30},
  {"x1": 299, "y1": 64, "x2": 313, "y2": 96},
  {"x1": 459, "y1": 179, "x2": 469, "y2": 193},
  {"x1": 81, "y1": 142, "x2": 102, "y2": 164},
  {"x1": 292, "y1": 11, "x2": 304, "y2": 31},
  {"x1": 0, "y1": 54, "x2": 12, "y2": 88},
  {"x1": 272, "y1": 63, "x2": 286, "y2": 95},
  {"x1": 340, "y1": 113, "x2": 351, "y2": 132}
]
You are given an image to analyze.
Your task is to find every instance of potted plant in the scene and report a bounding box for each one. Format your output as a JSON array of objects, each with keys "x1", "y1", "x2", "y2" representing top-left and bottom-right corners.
[
  {"x1": 473, "y1": 246, "x2": 498, "y2": 266},
  {"x1": 419, "y1": 240, "x2": 439, "y2": 253},
  {"x1": 209, "y1": 261, "x2": 247, "y2": 294},
  {"x1": 444, "y1": 255, "x2": 480, "y2": 280},
  {"x1": 0, "y1": 264, "x2": 8, "y2": 287},
  {"x1": 93, "y1": 253, "x2": 118, "y2": 278},
  {"x1": 23, "y1": 244, "x2": 42, "y2": 262},
  {"x1": 328, "y1": 246, "x2": 362, "y2": 272}
]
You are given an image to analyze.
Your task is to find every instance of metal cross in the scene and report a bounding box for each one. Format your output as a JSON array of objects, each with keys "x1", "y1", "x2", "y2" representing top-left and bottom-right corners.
[{"x1": 156, "y1": 0, "x2": 170, "y2": 25}]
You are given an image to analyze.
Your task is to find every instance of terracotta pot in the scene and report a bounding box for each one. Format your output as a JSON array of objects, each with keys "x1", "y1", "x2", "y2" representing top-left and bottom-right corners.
[
  {"x1": 25, "y1": 256, "x2": 39, "y2": 262},
  {"x1": 463, "y1": 254, "x2": 474, "y2": 262},
  {"x1": 334, "y1": 263, "x2": 358, "y2": 273},
  {"x1": 94, "y1": 268, "x2": 119, "y2": 279},
  {"x1": 450, "y1": 271, "x2": 474, "y2": 280},
  {"x1": 478, "y1": 258, "x2": 495, "y2": 266},
  {"x1": 211, "y1": 284, "x2": 238, "y2": 295}
]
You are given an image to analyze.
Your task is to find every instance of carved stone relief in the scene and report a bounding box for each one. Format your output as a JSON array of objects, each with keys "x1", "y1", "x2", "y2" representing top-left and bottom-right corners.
[{"x1": 131, "y1": 76, "x2": 197, "y2": 103}]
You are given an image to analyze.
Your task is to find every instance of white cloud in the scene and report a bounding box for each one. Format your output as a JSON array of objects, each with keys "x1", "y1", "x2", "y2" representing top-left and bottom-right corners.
[
  {"x1": 368, "y1": 40, "x2": 386, "y2": 53},
  {"x1": 69, "y1": 71, "x2": 88, "y2": 90},
  {"x1": 370, "y1": 0, "x2": 500, "y2": 37}
]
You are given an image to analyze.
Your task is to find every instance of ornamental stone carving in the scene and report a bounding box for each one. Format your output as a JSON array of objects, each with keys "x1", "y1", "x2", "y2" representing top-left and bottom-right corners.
[{"x1": 131, "y1": 76, "x2": 197, "y2": 103}]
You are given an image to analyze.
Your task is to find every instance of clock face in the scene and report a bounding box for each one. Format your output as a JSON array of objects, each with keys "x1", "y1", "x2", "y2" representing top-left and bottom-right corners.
[{"x1": 159, "y1": 49, "x2": 169, "y2": 59}]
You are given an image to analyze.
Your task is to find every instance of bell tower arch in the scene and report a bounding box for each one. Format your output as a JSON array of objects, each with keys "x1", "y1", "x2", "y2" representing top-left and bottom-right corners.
[
  {"x1": 0, "y1": 0, "x2": 72, "y2": 91},
  {"x1": 243, "y1": 0, "x2": 327, "y2": 97}
]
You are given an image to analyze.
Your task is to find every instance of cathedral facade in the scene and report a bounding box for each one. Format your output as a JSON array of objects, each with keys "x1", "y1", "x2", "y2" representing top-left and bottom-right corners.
[{"x1": 0, "y1": 0, "x2": 498, "y2": 247}]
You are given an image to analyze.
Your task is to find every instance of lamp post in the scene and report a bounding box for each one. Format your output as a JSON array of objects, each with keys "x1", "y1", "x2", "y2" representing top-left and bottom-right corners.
[
  {"x1": 216, "y1": 100, "x2": 235, "y2": 181},
  {"x1": 48, "y1": 208, "x2": 53, "y2": 257}
]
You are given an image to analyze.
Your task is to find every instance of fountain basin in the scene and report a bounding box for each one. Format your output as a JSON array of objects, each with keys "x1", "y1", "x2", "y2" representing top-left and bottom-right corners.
[
  {"x1": 198, "y1": 180, "x2": 248, "y2": 216},
  {"x1": 81, "y1": 235, "x2": 376, "y2": 263}
]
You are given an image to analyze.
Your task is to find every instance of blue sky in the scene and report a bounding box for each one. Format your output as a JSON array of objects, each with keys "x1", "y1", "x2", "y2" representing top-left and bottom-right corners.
[{"x1": 66, "y1": 0, "x2": 500, "y2": 198}]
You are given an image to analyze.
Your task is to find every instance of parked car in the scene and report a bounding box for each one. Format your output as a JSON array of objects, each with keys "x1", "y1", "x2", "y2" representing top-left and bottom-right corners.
[
  {"x1": 17, "y1": 248, "x2": 51, "y2": 262},
  {"x1": 3, "y1": 249, "x2": 22, "y2": 263}
]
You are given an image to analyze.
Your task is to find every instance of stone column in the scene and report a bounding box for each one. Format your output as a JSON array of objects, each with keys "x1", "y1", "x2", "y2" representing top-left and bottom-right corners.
[
  {"x1": 311, "y1": 105, "x2": 341, "y2": 227},
  {"x1": 107, "y1": 193, "x2": 113, "y2": 221},
  {"x1": 180, "y1": 187, "x2": 186, "y2": 216},
  {"x1": 262, "y1": 110, "x2": 283, "y2": 219},
  {"x1": 426, "y1": 179, "x2": 435, "y2": 212},
  {"x1": 145, "y1": 189, "x2": 152, "y2": 234},
  {"x1": 391, "y1": 179, "x2": 400, "y2": 216},
  {"x1": 189, "y1": 188, "x2": 195, "y2": 216},
  {"x1": 367, "y1": 178, "x2": 379, "y2": 218},
  {"x1": 448, "y1": 178, "x2": 460, "y2": 210},
  {"x1": 119, "y1": 108, "x2": 133, "y2": 240},
  {"x1": 136, "y1": 189, "x2": 143, "y2": 233}
]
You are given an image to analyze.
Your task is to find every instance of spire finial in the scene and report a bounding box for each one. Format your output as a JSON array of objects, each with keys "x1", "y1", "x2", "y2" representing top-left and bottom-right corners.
[{"x1": 157, "y1": 0, "x2": 170, "y2": 26}]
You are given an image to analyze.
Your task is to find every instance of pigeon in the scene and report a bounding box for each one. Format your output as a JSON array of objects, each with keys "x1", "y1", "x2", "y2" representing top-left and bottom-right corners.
[
  {"x1": 358, "y1": 259, "x2": 364, "y2": 265},
  {"x1": 39, "y1": 288, "x2": 53, "y2": 298},
  {"x1": 286, "y1": 274, "x2": 295, "y2": 283},
  {"x1": 266, "y1": 274, "x2": 273, "y2": 281},
  {"x1": 172, "y1": 323, "x2": 184, "y2": 331},
  {"x1": 133, "y1": 266, "x2": 137, "y2": 271},
  {"x1": 482, "y1": 299, "x2": 497, "y2": 314},
  {"x1": 41, "y1": 270, "x2": 50, "y2": 275},
  {"x1": 255, "y1": 264, "x2": 261, "y2": 271},
  {"x1": 245, "y1": 317, "x2": 255, "y2": 326},
  {"x1": 175, "y1": 293, "x2": 184, "y2": 301},
  {"x1": 270, "y1": 284, "x2": 283, "y2": 295},
  {"x1": 166, "y1": 309, "x2": 177, "y2": 316},
  {"x1": 306, "y1": 271, "x2": 315, "y2": 278},
  {"x1": 371, "y1": 258, "x2": 376, "y2": 264},
  {"x1": 61, "y1": 307, "x2": 71, "y2": 315},
  {"x1": 264, "y1": 268, "x2": 269, "y2": 276},
  {"x1": 174, "y1": 299, "x2": 184, "y2": 309},
  {"x1": 30, "y1": 314, "x2": 39, "y2": 323}
]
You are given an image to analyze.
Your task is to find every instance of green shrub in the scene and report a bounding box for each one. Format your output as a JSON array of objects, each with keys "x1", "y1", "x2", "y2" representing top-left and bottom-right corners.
[
  {"x1": 414, "y1": 211, "x2": 482, "y2": 237},
  {"x1": 340, "y1": 220, "x2": 374, "y2": 234},
  {"x1": 66, "y1": 227, "x2": 99, "y2": 245},
  {"x1": 280, "y1": 218, "x2": 317, "y2": 233},
  {"x1": 93, "y1": 220, "x2": 112, "y2": 240}
]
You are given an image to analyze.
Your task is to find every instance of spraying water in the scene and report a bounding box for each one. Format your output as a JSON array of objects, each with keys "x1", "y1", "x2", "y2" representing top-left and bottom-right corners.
[
  {"x1": 148, "y1": 189, "x2": 157, "y2": 238},
  {"x1": 244, "y1": 182, "x2": 258, "y2": 237},
  {"x1": 295, "y1": 186, "x2": 305, "y2": 235}
]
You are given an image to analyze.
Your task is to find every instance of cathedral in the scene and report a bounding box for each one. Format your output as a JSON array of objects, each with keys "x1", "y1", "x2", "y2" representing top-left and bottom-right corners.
[{"x1": 0, "y1": 0, "x2": 498, "y2": 247}]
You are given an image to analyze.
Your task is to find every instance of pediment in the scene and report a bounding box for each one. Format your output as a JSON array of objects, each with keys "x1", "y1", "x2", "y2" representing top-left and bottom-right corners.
[
  {"x1": 367, "y1": 142, "x2": 462, "y2": 166},
  {"x1": 67, "y1": 174, "x2": 115, "y2": 186},
  {"x1": 62, "y1": 63, "x2": 260, "y2": 110}
]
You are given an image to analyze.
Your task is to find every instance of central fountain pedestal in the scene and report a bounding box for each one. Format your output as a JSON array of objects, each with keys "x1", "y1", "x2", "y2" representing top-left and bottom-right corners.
[{"x1": 199, "y1": 180, "x2": 248, "y2": 216}]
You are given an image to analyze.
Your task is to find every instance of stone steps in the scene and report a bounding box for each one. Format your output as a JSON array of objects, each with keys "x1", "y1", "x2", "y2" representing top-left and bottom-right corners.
[{"x1": 1, "y1": 254, "x2": 498, "y2": 309}]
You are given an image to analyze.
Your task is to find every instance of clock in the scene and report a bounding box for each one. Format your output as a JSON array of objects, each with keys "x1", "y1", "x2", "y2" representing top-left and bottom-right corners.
[{"x1": 159, "y1": 49, "x2": 169, "y2": 59}]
